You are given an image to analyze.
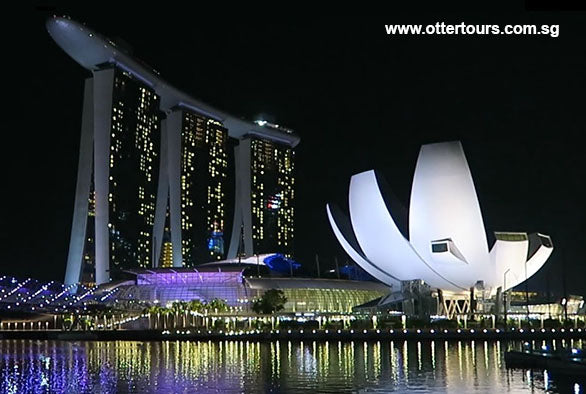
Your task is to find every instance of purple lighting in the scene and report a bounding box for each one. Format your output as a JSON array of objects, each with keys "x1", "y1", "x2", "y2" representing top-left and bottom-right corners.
[{"x1": 136, "y1": 270, "x2": 244, "y2": 285}]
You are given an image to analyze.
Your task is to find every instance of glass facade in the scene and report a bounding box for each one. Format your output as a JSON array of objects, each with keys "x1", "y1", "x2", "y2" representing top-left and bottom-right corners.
[
  {"x1": 278, "y1": 288, "x2": 386, "y2": 314},
  {"x1": 119, "y1": 270, "x2": 249, "y2": 307},
  {"x1": 81, "y1": 177, "x2": 96, "y2": 284},
  {"x1": 159, "y1": 207, "x2": 173, "y2": 268},
  {"x1": 250, "y1": 138, "x2": 295, "y2": 257},
  {"x1": 494, "y1": 232, "x2": 528, "y2": 242},
  {"x1": 431, "y1": 243, "x2": 448, "y2": 253},
  {"x1": 179, "y1": 111, "x2": 229, "y2": 266},
  {"x1": 113, "y1": 270, "x2": 387, "y2": 314},
  {"x1": 108, "y1": 68, "x2": 161, "y2": 270},
  {"x1": 160, "y1": 242, "x2": 173, "y2": 268}
]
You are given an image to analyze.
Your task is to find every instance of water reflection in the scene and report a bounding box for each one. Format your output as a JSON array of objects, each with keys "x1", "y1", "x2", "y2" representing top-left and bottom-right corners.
[{"x1": 0, "y1": 339, "x2": 583, "y2": 393}]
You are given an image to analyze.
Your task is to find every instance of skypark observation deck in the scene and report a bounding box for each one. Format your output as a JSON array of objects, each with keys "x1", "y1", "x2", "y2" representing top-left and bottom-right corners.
[{"x1": 46, "y1": 15, "x2": 300, "y2": 147}]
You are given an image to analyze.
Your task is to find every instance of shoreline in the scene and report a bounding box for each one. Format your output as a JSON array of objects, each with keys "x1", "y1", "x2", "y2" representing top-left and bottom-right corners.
[{"x1": 0, "y1": 327, "x2": 584, "y2": 342}]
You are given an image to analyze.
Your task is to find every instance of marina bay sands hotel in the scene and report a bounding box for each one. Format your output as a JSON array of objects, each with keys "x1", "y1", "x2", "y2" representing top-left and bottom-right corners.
[{"x1": 47, "y1": 16, "x2": 300, "y2": 286}]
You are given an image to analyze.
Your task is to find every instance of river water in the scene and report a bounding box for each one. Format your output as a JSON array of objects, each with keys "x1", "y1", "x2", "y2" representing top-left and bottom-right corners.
[{"x1": 0, "y1": 339, "x2": 583, "y2": 393}]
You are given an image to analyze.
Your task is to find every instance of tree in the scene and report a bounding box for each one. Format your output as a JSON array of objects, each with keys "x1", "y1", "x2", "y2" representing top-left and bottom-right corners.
[
  {"x1": 143, "y1": 306, "x2": 156, "y2": 329},
  {"x1": 206, "y1": 299, "x2": 228, "y2": 314},
  {"x1": 252, "y1": 289, "x2": 287, "y2": 314},
  {"x1": 62, "y1": 315, "x2": 74, "y2": 331},
  {"x1": 171, "y1": 301, "x2": 189, "y2": 328},
  {"x1": 146, "y1": 306, "x2": 165, "y2": 329},
  {"x1": 187, "y1": 299, "x2": 205, "y2": 327},
  {"x1": 188, "y1": 299, "x2": 205, "y2": 314},
  {"x1": 102, "y1": 307, "x2": 115, "y2": 330},
  {"x1": 80, "y1": 316, "x2": 93, "y2": 331},
  {"x1": 160, "y1": 307, "x2": 171, "y2": 329}
]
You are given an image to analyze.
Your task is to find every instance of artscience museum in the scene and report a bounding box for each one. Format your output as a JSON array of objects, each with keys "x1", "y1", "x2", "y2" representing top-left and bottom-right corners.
[{"x1": 327, "y1": 141, "x2": 553, "y2": 297}]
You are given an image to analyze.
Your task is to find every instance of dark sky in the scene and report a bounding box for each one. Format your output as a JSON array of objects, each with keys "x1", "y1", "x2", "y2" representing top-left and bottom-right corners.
[{"x1": 4, "y1": 6, "x2": 586, "y2": 296}]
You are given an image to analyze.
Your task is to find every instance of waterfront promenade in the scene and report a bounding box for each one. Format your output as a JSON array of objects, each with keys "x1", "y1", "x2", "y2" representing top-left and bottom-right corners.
[{"x1": 1, "y1": 326, "x2": 585, "y2": 342}]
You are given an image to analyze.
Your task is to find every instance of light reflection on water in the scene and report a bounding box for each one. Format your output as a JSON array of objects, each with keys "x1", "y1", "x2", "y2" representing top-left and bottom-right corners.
[{"x1": 0, "y1": 339, "x2": 583, "y2": 393}]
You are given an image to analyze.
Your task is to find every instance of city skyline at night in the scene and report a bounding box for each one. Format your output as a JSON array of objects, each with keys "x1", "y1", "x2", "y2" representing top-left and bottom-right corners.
[
  {"x1": 2, "y1": 7, "x2": 586, "y2": 394},
  {"x1": 5, "y1": 8, "x2": 586, "y2": 296}
]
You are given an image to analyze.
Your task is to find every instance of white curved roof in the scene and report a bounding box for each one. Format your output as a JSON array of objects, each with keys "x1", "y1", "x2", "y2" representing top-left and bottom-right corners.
[
  {"x1": 326, "y1": 204, "x2": 401, "y2": 287},
  {"x1": 409, "y1": 141, "x2": 490, "y2": 287},
  {"x1": 327, "y1": 141, "x2": 553, "y2": 293},
  {"x1": 348, "y1": 171, "x2": 459, "y2": 290},
  {"x1": 46, "y1": 16, "x2": 300, "y2": 147}
]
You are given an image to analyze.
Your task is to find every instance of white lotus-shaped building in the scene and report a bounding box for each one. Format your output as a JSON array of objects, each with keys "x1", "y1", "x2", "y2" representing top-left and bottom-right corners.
[{"x1": 327, "y1": 141, "x2": 553, "y2": 294}]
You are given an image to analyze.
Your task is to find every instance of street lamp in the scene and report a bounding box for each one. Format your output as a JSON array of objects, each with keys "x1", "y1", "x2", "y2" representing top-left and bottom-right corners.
[
  {"x1": 525, "y1": 260, "x2": 530, "y2": 327},
  {"x1": 503, "y1": 268, "x2": 511, "y2": 331}
]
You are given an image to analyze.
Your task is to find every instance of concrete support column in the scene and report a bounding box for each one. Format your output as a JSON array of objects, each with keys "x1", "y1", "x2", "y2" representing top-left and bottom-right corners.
[
  {"x1": 65, "y1": 78, "x2": 95, "y2": 286},
  {"x1": 153, "y1": 119, "x2": 169, "y2": 267},
  {"x1": 165, "y1": 111, "x2": 183, "y2": 267},
  {"x1": 228, "y1": 140, "x2": 253, "y2": 258},
  {"x1": 93, "y1": 69, "x2": 115, "y2": 285}
]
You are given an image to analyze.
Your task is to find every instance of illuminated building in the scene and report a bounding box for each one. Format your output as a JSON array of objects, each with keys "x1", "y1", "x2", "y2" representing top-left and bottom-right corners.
[
  {"x1": 107, "y1": 69, "x2": 160, "y2": 273},
  {"x1": 47, "y1": 16, "x2": 299, "y2": 285},
  {"x1": 112, "y1": 267, "x2": 389, "y2": 314},
  {"x1": 228, "y1": 136, "x2": 295, "y2": 258},
  {"x1": 160, "y1": 241, "x2": 173, "y2": 268},
  {"x1": 59, "y1": 65, "x2": 161, "y2": 286},
  {"x1": 80, "y1": 181, "x2": 95, "y2": 284},
  {"x1": 154, "y1": 108, "x2": 230, "y2": 268},
  {"x1": 327, "y1": 141, "x2": 553, "y2": 294},
  {"x1": 159, "y1": 209, "x2": 173, "y2": 268},
  {"x1": 157, "y1": 204, "x2": 173, "y2": 268}
]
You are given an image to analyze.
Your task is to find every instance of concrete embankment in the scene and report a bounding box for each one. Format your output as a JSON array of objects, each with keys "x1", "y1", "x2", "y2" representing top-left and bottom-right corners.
[{"x1": 0, "y1": 328, "x2": 585, "y2": 342}]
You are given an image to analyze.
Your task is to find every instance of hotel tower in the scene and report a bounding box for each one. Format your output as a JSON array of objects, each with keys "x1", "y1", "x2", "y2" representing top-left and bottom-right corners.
[{"x1": 47, "y1": 16, "x2": 300, "y2": 285}]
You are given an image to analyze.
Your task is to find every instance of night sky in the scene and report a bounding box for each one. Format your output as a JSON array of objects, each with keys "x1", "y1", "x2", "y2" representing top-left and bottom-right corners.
[{"x1": 5, "y1": 7, "x2": 586, "y2": 296}]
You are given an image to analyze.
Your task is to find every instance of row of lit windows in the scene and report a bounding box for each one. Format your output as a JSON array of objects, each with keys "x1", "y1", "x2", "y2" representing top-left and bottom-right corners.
[
  {"x1": 249, "y1": 138, "x2": 296, "y2": 254},
  {"x1": 108, "y1": 71, "x2": 161, "y2": 268},
  {"x1": 179, "y1": 111, "x2": 228, "y2": 261}
]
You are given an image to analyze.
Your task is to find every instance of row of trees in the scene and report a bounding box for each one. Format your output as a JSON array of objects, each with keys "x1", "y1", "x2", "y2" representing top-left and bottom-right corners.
[
  {"x1": 143, "y1": 290, "x2": 288, "y2": 329},
  {"x1": 144, "y1": 299, "x2": 229, "y2": 329},
  {"x1": 53, "y1": 290, "x2": 288, "y2": 331},
  {"x1": 61, "y1": 306, "x2": 123, "y2": 331}
]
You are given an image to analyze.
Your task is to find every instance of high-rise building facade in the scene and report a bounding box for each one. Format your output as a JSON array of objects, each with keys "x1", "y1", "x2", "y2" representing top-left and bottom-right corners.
[
  {"x1": 63, "y1": 66, "x2": 161, "y2": 286},
  {"x1": 249, "y1": 138, "x2": 295, "y2": 257},
  {"x1": 227, "y1": 129, "x2": 296, "y2": 260},
  {"x1": 158, "y1": 206, "x2": 173, "y2": 268},
  {"x1": 180, "y1": 112, "x2": 228, "y2": 264},
  {"x1": 107, "y1": 68, "x2": 160, "y2": 271},
  {"x1": 47, "y1": 16, "x2": 300, "y2": 286},
  {"x1": 80, "y1": 180, "x2": 95, "y2": 283},
  {"x1": 153, "y1": 109, "x2": 230, "y2": 268}
]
